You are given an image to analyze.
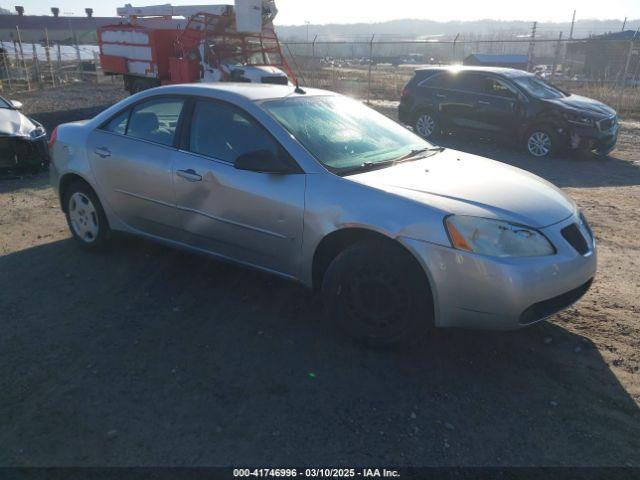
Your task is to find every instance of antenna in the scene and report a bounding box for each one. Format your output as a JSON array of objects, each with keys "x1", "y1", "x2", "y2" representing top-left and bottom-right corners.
[{"x1": 294, "y1": 80, "x2": 306, "y2": 94}]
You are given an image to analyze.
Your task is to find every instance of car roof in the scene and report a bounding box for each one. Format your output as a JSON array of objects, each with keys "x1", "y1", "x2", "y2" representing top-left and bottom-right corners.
[
  {"x1": 141, "y1": 83, "x2": 335, "y2": 102},
  {"x1": 415, "y1": 66, "x2": 532, "y2": 78}
]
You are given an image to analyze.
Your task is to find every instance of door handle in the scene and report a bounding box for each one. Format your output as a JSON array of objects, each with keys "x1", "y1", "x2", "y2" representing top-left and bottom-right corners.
[
  {"x1": 94, "y1": 146, "x2": 111, "y2": 158},
  {"x1": 176, "y1": 169, "x2": 202, "y2": 182},
  {"x1": 478, "y1": 100, "x2": 491, "y2": 106},
  {"x1": 436, "y1": 93, "x2": 447, "y2": 99}
]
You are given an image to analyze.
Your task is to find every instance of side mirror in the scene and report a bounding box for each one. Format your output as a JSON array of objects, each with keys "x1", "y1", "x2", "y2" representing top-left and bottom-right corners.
[
  {"x1": 235, "y1": 149, "x2": 293, "y2": 174},
  {"x1": 10, "y1": 100, "x2": 22, "y2": 110}
]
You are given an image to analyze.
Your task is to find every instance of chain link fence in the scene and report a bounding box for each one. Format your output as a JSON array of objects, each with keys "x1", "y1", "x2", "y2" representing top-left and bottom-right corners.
[
  {"x1": 282, "y1": 36, "x2": 640, "y2": 115},
  {"x1": 0, "y1": 33, "x2": 638, "y2": 116}
]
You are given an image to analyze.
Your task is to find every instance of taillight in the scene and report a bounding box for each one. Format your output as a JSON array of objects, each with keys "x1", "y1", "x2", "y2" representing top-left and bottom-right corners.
[
  {"x1": 401, "y1": 86, "x2": 408, "y2": 98},
  {"x1": 48, "y1": 126, "x2": 58, "y2": 149}
]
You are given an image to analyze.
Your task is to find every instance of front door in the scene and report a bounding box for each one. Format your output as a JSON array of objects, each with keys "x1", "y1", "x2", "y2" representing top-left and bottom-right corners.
[
  {"x1": 471, "y1": 75, "x2": 523, "y2": 134},
  {"x1": 86, "y1": 96, "x2": 186, "y2": 239},
  {"x1": 173, "y1": 99, "x2": 305, "y2": 277}
]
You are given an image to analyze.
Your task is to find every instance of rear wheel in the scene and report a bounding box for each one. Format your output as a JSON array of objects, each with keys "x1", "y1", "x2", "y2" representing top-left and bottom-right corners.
[
  {"x1": 414, "y1": 111, "x2": 440, "y2": 139},
  {"x1": 321, "y1": 240, "x2": 433, "y2": 348},
  {"x1": 63, "y1": 180, "x2": 110, "y2": 249}
]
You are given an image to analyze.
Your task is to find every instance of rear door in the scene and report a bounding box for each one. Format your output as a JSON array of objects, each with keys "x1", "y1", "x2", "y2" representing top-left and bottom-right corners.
[
  {"x1": 172, "y1": 98, "x2": 306, "y2": 277},
  {"x1": 418, "y1": 72, "x2": 478, "y2": 129},
  {"x1": 86, "y1": 96, "x2": 186, "y2": 239}
]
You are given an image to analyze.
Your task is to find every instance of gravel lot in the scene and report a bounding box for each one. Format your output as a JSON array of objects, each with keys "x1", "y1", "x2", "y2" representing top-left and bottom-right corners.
[{"x1": 0, "y1": 84, "x2": 639, "y2": 467}]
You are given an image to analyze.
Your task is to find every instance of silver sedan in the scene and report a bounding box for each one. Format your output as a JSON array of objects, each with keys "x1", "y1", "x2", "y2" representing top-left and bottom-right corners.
[{"x1": 49, "y1": 84, "x2": 596, "y2": 346}]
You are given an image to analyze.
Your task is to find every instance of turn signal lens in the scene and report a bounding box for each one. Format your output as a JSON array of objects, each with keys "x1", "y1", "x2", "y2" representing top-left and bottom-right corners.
[{"x1": 445, "y1": 219, "x2": 472, "y2": 252}]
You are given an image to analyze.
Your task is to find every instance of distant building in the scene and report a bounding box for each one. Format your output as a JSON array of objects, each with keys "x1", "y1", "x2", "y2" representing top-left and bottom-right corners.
[
  {"x1": 0, "y1": 14, "x2": 122, "y2": 44},
  {"x1": 463, "y1": 54, "x2": 529, "y2": 70},
  {"x1": 582, "y1": 30, "x2": 639, "y2": 82}
]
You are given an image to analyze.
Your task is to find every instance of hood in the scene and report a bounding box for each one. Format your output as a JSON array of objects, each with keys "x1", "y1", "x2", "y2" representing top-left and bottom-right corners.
[
  {"x1": 347, "y1": 150, "x2": 576, "y2": 229},
  {"x1": 0, "y1": 108, "x2": 38, "y2": 137},
  {"x1": 543, "y1": 94, "x2": 616, "y2": 118}
]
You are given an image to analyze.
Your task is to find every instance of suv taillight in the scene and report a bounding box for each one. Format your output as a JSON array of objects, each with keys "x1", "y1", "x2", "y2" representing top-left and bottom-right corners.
[
  {"x1": 401, "y1": 86, "x2": 408, "y2": 98},
  {"x1": 48, "y1": 126, "x2": 58, "y2": 149}
]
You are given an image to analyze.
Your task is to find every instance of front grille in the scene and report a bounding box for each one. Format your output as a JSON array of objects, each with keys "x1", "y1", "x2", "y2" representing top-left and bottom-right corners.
[
  {"x1": 519, "y1": 279, "x2": 593, "y2": 325},
  {"x1": 561, "y1": 223, "x2": 589, "y2": 255},
  {"x1": 261, "y1": 76, "x2": 289, "y2": 85},
  {"x1": 597, "y1": 115, "x2": 617, "y2": 131}
]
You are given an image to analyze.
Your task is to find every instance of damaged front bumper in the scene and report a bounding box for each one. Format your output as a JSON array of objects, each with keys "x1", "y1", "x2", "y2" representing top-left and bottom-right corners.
[
  {"x1": 567, "y1": 116, "x2": 619, "y2": 155},
  {"x1": 0, "y1": 121, "x2": 49, "y2": 170}
]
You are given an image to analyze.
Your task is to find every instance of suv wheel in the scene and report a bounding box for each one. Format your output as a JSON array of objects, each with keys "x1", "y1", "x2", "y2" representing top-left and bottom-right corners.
[
  {"x1": 321, "y1": 240, "x2": 433, "y2": 348},
  {"x1": 64, "y1": 180, "x2": 110, "y2": 249},
  {"x1": 414, "y1": 111, "x2": 439, "y2": 139},
  {"x1": 525, "y1": 127, "x2": 556, "y2": 157}
]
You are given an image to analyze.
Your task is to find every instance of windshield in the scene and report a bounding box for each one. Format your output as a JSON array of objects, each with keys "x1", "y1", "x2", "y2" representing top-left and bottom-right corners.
[
  {"x1": 513, "y1": 76, "x2": 565, "y2": 99},
  {"x1": 262, "y1": 96, "x2": 431, "y2": 172}
]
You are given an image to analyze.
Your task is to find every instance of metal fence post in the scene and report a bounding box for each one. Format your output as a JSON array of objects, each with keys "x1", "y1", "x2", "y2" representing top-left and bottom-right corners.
[
  {"x1": 44, "y1": 28, "x2": 55, "y2": 87},
  {"x1": 618, "y1": 30, "x2": 639, "y2": 110},
  {"x1": 1, "y1": 40, "x2": 12, "y2": 91},
  {"x1": 551, "y1": 32, "x2": 563, "y2": 80},
  {"x1": 527, "y1": 21, "x2": 537, "y2": 72},
  {"x1": 312, "y1": 34, "x2": 317, "y2": 88},
  {"x1": 367, "y1": 34, "x2": 375, "y2": 104},
  {"x1": 15, "y1": 26, "x2": 30, "y2": 91}
]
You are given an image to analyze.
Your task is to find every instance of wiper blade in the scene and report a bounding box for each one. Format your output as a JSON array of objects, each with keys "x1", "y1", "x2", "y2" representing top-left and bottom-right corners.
[
  {"x1": 335, "y1": 147, "x2": 445, "y2": 176},
  {"x1": 395, "y1": 146, "x2": 445, "y2": 163},
  {"x1": 336, "y1": 160, "x2": 387, "y2": 176}
]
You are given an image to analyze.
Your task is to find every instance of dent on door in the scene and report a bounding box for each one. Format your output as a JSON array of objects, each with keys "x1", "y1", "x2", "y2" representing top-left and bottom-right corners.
[{"x1": 173, "y1": 155, "x2": 306, "y2": 277}]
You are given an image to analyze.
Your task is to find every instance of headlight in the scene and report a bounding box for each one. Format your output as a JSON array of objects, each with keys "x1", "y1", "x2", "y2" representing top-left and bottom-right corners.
[
  {"x1": 445, "y1": 215, "x2": 555, "y2": 257},
  {"x1": 564, "y1": 112, "x2": 595, "y2": 127},
  {"x1": 29, "y1": 127, "x2": 46, "y2": 139}
]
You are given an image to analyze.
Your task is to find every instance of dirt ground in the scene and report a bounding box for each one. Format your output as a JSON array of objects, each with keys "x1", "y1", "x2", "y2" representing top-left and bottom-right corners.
[{"x1": 0, "y1": 84, "x2": 639, "y2": 467}]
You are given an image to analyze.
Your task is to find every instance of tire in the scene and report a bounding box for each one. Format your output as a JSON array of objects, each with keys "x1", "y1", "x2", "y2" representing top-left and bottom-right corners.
[
  {"x1": 321, "y1": 239, "x2": 433, "y2": 348},
  {"x1": 129, "y1": 78, "x2": 152, "y2": 95},
  {"x1": 524, "y1": 126, "x2": 558, "y2": 158},
  {"x1": 63, "y1": 180, "x2": 111, "y2": 249},
  {"x1": 414, "y1": 110, "x2": 441, "y2": 139}
]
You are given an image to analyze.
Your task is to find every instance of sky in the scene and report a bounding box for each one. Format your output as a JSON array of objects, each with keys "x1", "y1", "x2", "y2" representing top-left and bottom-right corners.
[{"x1": 3, "y1": 0, "x2": 640, "y2": 25}]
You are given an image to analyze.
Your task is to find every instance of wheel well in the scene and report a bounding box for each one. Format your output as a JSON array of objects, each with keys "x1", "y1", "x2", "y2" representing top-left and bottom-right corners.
[
  {"x1": 58, "y1": 173, "x2": 91, "y2": 212},
  {"x1": 311, "y1": 228, "x2": 431, "y2": 293}
]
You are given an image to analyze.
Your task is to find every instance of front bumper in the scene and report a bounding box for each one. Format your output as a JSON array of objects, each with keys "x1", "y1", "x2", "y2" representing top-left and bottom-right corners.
[
  {"x1": 568, "y1": 120, "x2": 619, "y2": 154},
  {"x1": 401, "y1": 213, "x2": 597, "y2": 330},
  {"x1": 0, "y1": 135, "x2": 49, "y2": 169}
]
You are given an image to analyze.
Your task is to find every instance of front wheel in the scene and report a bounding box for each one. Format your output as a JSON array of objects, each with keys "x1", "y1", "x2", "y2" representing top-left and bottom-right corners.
[
  {"x1": 63, "y1": 180, "x2": 110, "y2": 249},
  {"x1": 321, "y1": 240, "x2": 434, "y2": 348},
  {"x1": 525, "y1": 127, "x2": 558, "y2": 158}
]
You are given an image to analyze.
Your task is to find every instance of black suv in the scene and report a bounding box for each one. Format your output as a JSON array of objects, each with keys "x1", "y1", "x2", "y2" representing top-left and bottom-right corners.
[{"x1": 399, "y1": 67, "x2": 618, "y2": 157}]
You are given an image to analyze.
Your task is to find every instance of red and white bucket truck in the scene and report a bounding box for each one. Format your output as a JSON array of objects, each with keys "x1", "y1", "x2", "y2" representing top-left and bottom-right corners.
[{"x1": 98, "y1": 0, "x2": 296, "y2": 94}]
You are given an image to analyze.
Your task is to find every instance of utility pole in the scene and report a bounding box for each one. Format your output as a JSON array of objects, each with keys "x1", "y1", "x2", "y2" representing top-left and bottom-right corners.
[
  {"x1": 622, "y1": 17, "x2": 627, "y2": 31},
  {"x1": 527, "y1": 21, "x2": 537, "y2": 72},
  {"x1": 569, "y1": 10, "x2": 576, "y2": 39}
]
